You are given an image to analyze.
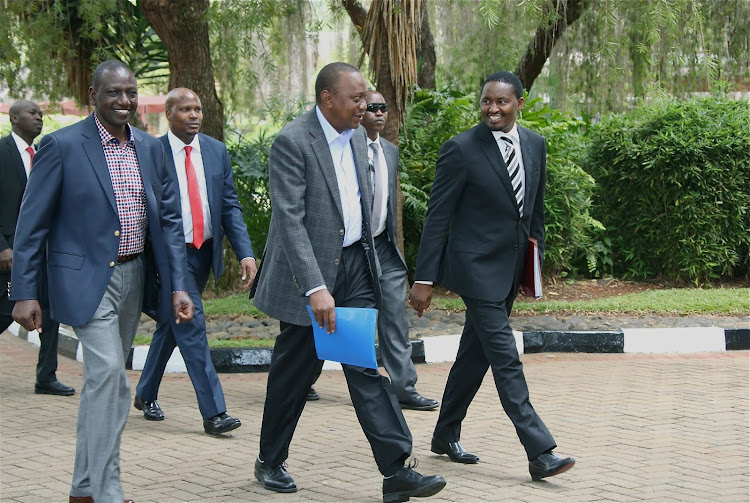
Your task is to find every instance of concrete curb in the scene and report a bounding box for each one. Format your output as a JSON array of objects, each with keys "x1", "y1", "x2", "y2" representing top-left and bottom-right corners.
[{"x1": 7, "y1": 321, "x2": 748, "y2": 374}]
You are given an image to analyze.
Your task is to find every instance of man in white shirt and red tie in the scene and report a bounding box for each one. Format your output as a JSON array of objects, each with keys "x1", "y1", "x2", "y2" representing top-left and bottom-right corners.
[
  {"x1": 0, "y1": 100, "x2": 74, "y2": 396},
  {"x1": 134, "y1": 87, "x2": 257, "y2": 435}
]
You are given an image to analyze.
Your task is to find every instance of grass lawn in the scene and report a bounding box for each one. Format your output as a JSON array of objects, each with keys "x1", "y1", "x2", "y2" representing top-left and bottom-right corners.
[{"x1": 201, "y1": 287, "x2": 749, "y2": 317}]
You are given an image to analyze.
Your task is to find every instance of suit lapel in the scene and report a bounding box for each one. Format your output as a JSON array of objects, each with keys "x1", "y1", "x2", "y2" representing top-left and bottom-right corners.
[
  {"x1": 80, "y1": 115, "x2": 118, "y2": 214},
  {"x1": 2, "y1": 136, "x2": 28, "y2": 188},
  {"x1": 308, "y1": 111, "x2": 344, "y2": 221},
  {"x1": 477, "y1": 124, "x2": 518, "y2": 206},
  {"x1": 517, "y1": 126, "x2": 539, "y2": 216},
  {"x1": 198, "y1": 134, "x2": 218, "y2": 213}
]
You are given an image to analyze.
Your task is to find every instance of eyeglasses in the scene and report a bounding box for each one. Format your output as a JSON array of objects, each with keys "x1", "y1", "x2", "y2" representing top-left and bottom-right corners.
[{"x1": 366, "y1": 103, "x2": 388, "y2": 113}]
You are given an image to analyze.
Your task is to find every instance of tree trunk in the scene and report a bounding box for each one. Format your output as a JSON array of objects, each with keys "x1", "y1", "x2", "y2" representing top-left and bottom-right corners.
[
  {"x1": 140, "y1": 0, "x2": 224, "y2": 141},
  {"x1": 514, "y1": 0, "x2": 589, "y2": 91},
  {"x1": 417, "y1": 3, "x2": 436, "y2": 89}
]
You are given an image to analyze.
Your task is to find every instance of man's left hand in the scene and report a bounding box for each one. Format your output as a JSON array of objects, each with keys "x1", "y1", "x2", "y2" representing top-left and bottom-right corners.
[
  {"x1": 240, "y1": 257, "x2": 258, "y2": 288},
  {"x1": 171, "y1": 291, "x2": 194, "y2": 324}
]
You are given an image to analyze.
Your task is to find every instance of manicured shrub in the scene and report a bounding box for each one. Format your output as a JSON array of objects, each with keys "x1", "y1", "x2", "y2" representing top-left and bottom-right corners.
[{"x1": 582, "y1": 96, "x2": 750, "y2": 283}]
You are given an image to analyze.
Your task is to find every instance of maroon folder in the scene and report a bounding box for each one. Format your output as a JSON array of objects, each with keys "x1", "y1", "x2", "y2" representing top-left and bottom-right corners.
[{"x1": 520, "y1": 237, "x2": 543, "y2": 299}]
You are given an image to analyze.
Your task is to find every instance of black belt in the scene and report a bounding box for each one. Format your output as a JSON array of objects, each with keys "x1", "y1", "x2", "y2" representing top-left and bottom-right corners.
[{"x1": 117, "y1": 253, "x2": 141, "y2": 264}]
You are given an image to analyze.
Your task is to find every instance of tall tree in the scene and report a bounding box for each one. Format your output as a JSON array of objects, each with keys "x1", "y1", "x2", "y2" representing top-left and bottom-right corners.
[{"x1": 140, "y1": 0, "x2": 223, "y2": 140}]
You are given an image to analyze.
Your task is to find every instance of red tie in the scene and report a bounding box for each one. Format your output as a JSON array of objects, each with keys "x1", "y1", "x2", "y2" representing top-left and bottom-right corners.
[
  {"x1": 184, "y1": 146, "x2": 205, "y2": 248},
  {"x1": 26, "y1": 146, "x2": 35, "y2": 169}
]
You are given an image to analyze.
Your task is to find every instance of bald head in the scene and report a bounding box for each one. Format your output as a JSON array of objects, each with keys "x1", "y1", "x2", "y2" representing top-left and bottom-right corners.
[
  {"x1": 9, "y1": 100, "x2": 43, "y2": 145},
  {"x1": 165, "y1": 88, "x2": 203, "y2": 144}
]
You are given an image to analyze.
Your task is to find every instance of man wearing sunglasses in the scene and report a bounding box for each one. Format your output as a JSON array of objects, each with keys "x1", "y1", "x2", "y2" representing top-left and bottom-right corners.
[{"x1": 361, "y1": 90, "x2": 439, "y2": 412}]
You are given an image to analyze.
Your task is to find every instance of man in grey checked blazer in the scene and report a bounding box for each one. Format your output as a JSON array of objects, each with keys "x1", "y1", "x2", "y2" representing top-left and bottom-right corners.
[{"x1": 250, "y1": 62, "x2": 445, "y2": 503}]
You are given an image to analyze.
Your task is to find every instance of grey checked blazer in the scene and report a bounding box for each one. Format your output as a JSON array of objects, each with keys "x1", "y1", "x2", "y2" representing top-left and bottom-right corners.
[{"x1": 252, "y1": 109, "x2": 379, "y2": 326}]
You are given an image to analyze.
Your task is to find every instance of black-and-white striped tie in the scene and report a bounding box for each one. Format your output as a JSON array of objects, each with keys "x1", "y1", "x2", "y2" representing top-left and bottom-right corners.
[{"x1": 500, "y1": 135, "x2": 523, "y2": 216}]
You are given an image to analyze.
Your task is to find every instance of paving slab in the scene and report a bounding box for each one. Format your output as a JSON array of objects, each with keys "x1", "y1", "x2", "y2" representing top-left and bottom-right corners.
[{"x1": 2, "y1": 331, "x2": 749, "y2": 502}]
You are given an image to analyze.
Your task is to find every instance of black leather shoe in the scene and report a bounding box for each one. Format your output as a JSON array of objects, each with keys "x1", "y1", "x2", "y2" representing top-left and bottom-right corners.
[
  {"x1": 383, "y1": 460, "x2": 446, "y2": 503},
  {"x1": 134, "y1": 395, "x2": 164, "y2": 421},
  {"x1": 35, "y1": 380, "x2": 75, "y2": 396},
  {"x1": 254, "y1": 456, "x2": 297, "y2": 493},
  {"x1": 203, "y1": 413, "x2": 241, "y2": 435},
  {"x1": 398, "y1": 394, "x2": 438, "y2": 411},
  {"x1": 430, "y1": 437, "x2": 479, "y2": 464},
  {"x1": 307, "y1": 387, "x2": 319, "y2": 401},
  {"x1": 529, "y1": 450, "x2": 575, "y2": 481}
]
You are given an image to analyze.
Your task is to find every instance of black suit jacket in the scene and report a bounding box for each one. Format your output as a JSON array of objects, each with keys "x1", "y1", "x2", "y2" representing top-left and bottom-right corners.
[
  {"x1": 414, "y1": 122, "x2": 546, "y2": 302},
  {"x1": 0, "y1": 134, "x2": 28, "y2": 254}
]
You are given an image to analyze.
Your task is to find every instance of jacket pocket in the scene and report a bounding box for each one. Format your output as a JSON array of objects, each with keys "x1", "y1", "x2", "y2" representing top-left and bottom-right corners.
[{"x1": 48, "y1": 251, "x2": 84, "y2": 270}]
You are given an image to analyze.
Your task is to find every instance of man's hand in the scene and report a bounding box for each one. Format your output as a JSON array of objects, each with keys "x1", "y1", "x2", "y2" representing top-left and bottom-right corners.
[
  {"x1": 309, "y1": 289, "x2": 336, "y2": 333},
  {"x1": 12, "y1": 299, "x2": 44, "y2": 332},
  {"x1": 171, "y1": 291, "x2": 194, "y2": 324},
  {"x1": 239, "y1": 257, "x2": 258, "y2": 289},
  {"x1": 0, "y1": 248, "x2": 12, "y2": 271},
  {"x1": 408, "y1": 283, "x2": 433, "y2": 318}
]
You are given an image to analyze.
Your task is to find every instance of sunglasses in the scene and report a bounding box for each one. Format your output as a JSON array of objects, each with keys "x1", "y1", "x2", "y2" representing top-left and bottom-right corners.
[{"x1": 366, "y1": 103, "x2": 388, "y2": 113}]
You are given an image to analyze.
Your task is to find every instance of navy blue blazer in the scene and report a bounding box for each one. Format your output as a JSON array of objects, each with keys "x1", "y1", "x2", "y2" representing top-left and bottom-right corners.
[
  {"x1": 10, "y1": 114, "x2": 189, "y2": 327},
  {"x1": 159, "y1": 132, "x2": 254, "y2": 279}
]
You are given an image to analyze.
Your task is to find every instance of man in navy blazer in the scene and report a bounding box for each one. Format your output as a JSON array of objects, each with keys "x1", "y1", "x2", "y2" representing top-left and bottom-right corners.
[
  {"x1": 134, "y1": 88, "x2": 256, "y2": 435},
  {"x1": 409, "y1": 72, "x2": 575, "y2": 481},
  {"x1": 11, "y1": 60, "x2": 194, "y2": 503},
  {"x1": 0, "y1": 100, "x2": 74, "y2": 396}
]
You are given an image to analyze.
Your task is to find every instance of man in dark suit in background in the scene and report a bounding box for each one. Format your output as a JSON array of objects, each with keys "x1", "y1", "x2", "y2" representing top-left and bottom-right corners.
[
  {"x1": 409, "y1": 71, "x2": 575, "y2": 481},
  {"x1": 250, "y1": 62, "x2": 445, "y2": 502},
  {"x1": 361, "y1": 90, "x2": 438, "y2": 411},
  {"x1": 134, "y1": 87, "x2": 256, "y2": 435},
  {"x1": 11, "y1": 60, "x2": 194, "y2": 503},
  {"x1": 0, "y1": 100, "x2": 74, "y2": 396}
]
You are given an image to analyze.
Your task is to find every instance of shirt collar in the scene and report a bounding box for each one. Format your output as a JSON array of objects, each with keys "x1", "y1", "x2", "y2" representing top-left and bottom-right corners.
[
  {"x1": 94, "y1": 112, "x2": 134, "y2": 146},
  {"x1": 491, "y1": 124, "x2": 519, "y2": 144},
  {"x1": 367, "y1": 133, "x2": 381, "y2": 147},
  {"x1": 10, "y1": 131, "x2": 31, "y2": 153},
  {"x1": 167, "y1": 129, "x2": 200, "y2": 154},
  {"x1": 315, "y1": 106, "x2": 355, "y2": 146}
]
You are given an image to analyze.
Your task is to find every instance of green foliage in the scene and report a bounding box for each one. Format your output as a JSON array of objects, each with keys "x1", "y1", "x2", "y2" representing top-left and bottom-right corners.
[
  {"x1": 519, "y1": 97, "x2": 611, "y2": 277},
  {"x1": 583, "y1": 96, "x2": 750, "y2": 283}
]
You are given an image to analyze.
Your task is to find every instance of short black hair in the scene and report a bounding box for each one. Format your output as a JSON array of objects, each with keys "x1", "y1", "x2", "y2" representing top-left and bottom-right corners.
[
  {"x1": 92, "y1": 60, "x2": 133, "y2": 90},
  {"x1": 315, "y1": 62, "x2": 360, "y2": 104},
  {"x1": 8, "y1": 100, "x2": 37, "y2": 117},
  {"x1": 482, "y1": 71, "x2": 524, "y2": 99}
]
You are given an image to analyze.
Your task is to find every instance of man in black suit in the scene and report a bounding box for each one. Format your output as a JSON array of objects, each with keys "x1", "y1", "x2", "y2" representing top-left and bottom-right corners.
[
  {"x1": 0, "y1": 100, "x2": 74, "y2": 396},
  {"x1": 409, "y1": 72, "x2": 575, "y2": 481},
  {"x1": 134, "y1": 87, "x2": 256, "y2": 435},
  {"x1": 361, "y1": 89, "x2": 438, "y2": 411},
  {"x1": 250, "y1": 62, "x2": 445, "y2": 502}
]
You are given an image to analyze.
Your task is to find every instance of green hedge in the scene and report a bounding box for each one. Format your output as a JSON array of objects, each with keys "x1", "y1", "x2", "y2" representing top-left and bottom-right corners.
[{"x1": 583, "y1": 96, "x2": 750, "y2": 283}]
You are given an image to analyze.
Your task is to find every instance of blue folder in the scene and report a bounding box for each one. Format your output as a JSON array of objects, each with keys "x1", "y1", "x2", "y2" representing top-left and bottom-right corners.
[{"x1": 306, "y1": 306, "x2": 378, "y2": 369}]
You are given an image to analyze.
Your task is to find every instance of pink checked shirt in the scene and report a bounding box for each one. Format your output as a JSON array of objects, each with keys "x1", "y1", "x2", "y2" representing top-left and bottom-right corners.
[{"x1": 94, "y1": 113, "x2": 147, "y2": 257}]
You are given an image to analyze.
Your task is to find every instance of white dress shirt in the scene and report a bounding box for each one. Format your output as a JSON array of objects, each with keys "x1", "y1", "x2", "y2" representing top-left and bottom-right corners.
[
  {"x1": 167, "y1": 130, "x2": 213, "y2": 243},
  {"x1": 11, "y1": 132, "x2": 33, "y2": 178},
  {"x1": 367, "y1": 135, "x2": 389, "y2": 237},
  {"x1": 306, "y1": 106, "x2": 364, "y2": 296}
]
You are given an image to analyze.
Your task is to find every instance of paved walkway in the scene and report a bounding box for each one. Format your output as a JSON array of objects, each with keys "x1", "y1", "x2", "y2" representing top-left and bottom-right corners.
[{"x1": 1, "y1": 331, "x2": 748, "y2": 503}]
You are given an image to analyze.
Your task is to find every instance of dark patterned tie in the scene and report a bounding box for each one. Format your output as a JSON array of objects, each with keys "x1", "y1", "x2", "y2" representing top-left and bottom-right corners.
[{"x1": 500, "y1": 135, "x2": 523, "y2": 216}]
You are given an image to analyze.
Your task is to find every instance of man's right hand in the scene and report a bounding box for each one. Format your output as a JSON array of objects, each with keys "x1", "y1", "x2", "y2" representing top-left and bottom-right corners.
[
  {"x1": 309, "y1": 289, "x2": 336, "y2": 333},
  {"x1": 0, "y1": 248, "x2": 12, "y2": 271},
  {"x1": 12, "y1": 299, "x2": 44, "y2": 332},
  {"x1": 408, "y1": 283, "x2": 433, "y2": 318}
]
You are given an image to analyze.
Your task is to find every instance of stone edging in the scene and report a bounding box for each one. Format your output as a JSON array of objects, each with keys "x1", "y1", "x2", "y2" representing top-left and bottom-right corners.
[{"x1": 7, "y1": 322, "x2": 748, "y2": 374}]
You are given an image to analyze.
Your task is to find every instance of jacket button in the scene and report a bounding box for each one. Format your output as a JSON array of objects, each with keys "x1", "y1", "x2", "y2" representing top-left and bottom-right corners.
[
  {"x1": 114, "y1": 230, "x2": 120, "y2": 236},
  {"x1": 339, "y1": 229, "x2": 345, "y2": 236},
  {"x1": 334, "y1": 258, "x2": 340, "y2": 265},
  {"x1": 109, "y1": 261, "x2": 115, "y2": 267}
]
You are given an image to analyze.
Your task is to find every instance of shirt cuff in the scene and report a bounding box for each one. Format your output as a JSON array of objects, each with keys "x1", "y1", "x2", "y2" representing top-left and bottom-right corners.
[
  {"x1": 239, "y1": 256, "x2": 255, "y2": 262},
  {"x1": 305, "y1": 285, "x2": 327, "y2": 297},
  {"x1": 414, "y1": 280, "x2": 434, "y2": 285}
]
